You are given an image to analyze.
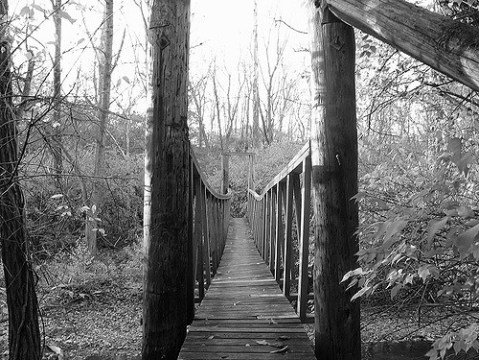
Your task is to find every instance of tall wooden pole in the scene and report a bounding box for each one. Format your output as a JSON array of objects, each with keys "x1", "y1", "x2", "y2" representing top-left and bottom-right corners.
[
  {"x1": 310, "y1": 2, "x2": 360, "y2": 359},
  {"x1": 221, "y1": 153, "x2": 229, "y2": 194},
  {"x1": 142, "y1": 0, "x2": 191, "y2": 358}
]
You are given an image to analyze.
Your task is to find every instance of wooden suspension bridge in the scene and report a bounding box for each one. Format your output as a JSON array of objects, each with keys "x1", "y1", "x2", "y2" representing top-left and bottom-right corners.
[{"x1": 176, "y1": 142, "x2": 317, "y2": 359}]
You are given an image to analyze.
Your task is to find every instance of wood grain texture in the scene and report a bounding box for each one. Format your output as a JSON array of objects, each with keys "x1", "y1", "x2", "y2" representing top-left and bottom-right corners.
[
  {"x1": 322, "y1": 0, "x2": 479, "y2": 90},
  {"x1": 178, "y1": 218, "x2": 315, "y2": 360}
]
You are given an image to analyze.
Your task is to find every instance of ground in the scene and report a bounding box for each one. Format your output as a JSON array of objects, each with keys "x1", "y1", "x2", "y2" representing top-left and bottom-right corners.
[{"x1": 0, "y1": 248, "x2": 477, "y2": 359}]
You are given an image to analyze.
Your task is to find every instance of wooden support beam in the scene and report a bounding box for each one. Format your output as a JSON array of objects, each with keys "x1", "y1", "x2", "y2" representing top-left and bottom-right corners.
[
  {"x1": 298, "y1": 156, "x2": 312, "y2": 322},
  {"x1": 323, "y1": 0, "x2": 479, "y2": 90},
  {"x1": 283, "y1": 174, "x2": 294, "y2": 297},
  {"x1": 195, "y1": 180, "x2": 205, "y2": 300},
  {"x1": 269, "y1": 188, "x2": 277, "y2": 273},
  {"x1": 142, "y1": 0, "x2": 191, "y2": 358},
  {"x1": 274, "y1": 183, "x2": 284, "y2": 283},
  {"x1": 187, "y1": 158, "x2": 195, "y2": 324},
  {"x1": 310, "y1": 3, "x2": 360, "y2": 360},
  {"x1": 221, "y1": 153, "x2": 229, "y2": 195},
  {"x1": 202, "y1": 188, "x2": 211, "y2": 288}
]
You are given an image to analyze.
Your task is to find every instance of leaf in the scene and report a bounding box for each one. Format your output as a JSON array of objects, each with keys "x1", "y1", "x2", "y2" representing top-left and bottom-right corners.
[
  {"x1": 391, "y1": 284, "x2": 402, "y2": 300},
  {"x1": 426, "y1": 217, "x2": 449, "y2": 246},
  {"x1": 418, "y1": 265, "x2": 431, "y2": 282},
  {"x1": 255, "y1": 340, "x2": 270, "y2": 346},
  {"x1": 31, "y1": 4, "x2": 45, "y2": 12},
  {"x1": 383, "y1": 219, "x2": 408, "y2": 246},
  {"x1": 455, "y1": 223, "x2": 479, "y2": 259},
  {"x1": 458, "y1": 205, "x2": 474, "y2": 218},
  {"x1": 457, "y1": 152, "x2": 475, "y2": 176},
  {"x1": 47, "y1": 344, "x2": 64, "y2": 360},
  {"x1": 270, "y1": 346, "x2": 289, "y2": 354},
  {"x1": 122, "y1": 76, "x2": 131, "y2": 84},
  {"x1": 341, "y1": 267, "x2": 363, "y2": 282},
  {"x1": 351, "y1": 285, "x2": 371, "y2": 301},
  {"x1": 58, "y1": 9, "x2": 76, "y2": 24},
  {"x1": 447, "y1": 137, "x2": 462, "y2": 165},
  {"x1": 20, "y1": 6, "x2": 32, "y2": 17}
]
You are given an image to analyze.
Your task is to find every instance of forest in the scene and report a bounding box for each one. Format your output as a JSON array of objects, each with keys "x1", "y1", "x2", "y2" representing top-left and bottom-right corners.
[{"x1": 1, "y1": 0, "x2": 479, "y2": 359}]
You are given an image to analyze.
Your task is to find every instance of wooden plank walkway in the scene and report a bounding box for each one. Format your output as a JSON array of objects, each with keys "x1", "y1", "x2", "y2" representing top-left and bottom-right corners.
[{"x1": 178, "y1": 217, "x2": 315, "y2": 360}]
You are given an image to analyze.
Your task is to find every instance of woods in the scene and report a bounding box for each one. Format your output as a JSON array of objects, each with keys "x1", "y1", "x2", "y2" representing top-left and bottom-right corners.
[{"x1": 0, "y1": 0, "x2": 479, "y2": 359}]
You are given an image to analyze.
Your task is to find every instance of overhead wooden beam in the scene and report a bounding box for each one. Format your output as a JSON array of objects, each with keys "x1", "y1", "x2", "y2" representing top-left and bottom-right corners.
[{"x1": 323, "y1": 0, "x2": 479, "y2": 91}]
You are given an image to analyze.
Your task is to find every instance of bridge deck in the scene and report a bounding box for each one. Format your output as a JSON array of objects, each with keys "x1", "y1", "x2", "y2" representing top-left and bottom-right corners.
[{"x1": 178, "y1": 218, "x2": 315, "y2": 360}]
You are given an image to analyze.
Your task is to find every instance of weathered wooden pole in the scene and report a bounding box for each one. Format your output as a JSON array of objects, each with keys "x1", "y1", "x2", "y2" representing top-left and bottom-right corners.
[
  {"x1": 221, "y1": 153, "x2": 229, "y2": 194},
  {"x1": 142, "y1": 0, "x2": 191, "y2": 358},
  {"x1": 310, "y1": 2, "x2": 360, "y2": 359}
]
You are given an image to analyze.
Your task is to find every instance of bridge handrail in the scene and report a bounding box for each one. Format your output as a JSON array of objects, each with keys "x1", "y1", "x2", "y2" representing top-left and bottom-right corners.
[
  {"x1": 246, "y1": 140, "x2": 317, "y2": 322},
  {"x1": 187, "y1": 148, "x2": 231, "y2": 323}
]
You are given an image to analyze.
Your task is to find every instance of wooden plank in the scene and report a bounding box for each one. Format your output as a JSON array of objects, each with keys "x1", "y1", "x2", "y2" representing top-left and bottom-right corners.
[{"x1": 178, "y1": 218, "x2": 315, "y2": 360}]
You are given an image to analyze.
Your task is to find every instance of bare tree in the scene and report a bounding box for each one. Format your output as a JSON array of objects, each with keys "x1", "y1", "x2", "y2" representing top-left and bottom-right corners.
[{"x1": 86, "y1": 0, "x2": 114, "y2": 256}]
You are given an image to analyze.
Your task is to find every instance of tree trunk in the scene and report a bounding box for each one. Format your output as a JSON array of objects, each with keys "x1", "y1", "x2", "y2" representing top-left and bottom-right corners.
[
  {"x1": 52, "y1": 0, "x2": 63, "y2": 185},
  {"x1": 212, "y1": 75, "x2": 224, "y2": 151},
  {"x1": 142, "y1": 0, "x2": 191, "y2": 358},
  {"x1": 252, "y1": 0, "x2": 260, "y2": 147},
  {"x1": 0, "y1": 1, "x2": 41, "y2": 357},
  {"x1": 322, "y1": 0, "x2": 479, "y2": 91},
  {"x1": 87, "y1": 0, "x2": 114, "y2": 256},
  {"x1": 310, "y1": 2, "x2": 360, "y2": 360}
]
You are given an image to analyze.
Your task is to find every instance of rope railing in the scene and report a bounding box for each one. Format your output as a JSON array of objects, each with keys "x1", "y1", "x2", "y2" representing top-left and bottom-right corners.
[
  {"x1": 187, "y1": 150, "x2": 231, "y2": 322},
  {"x1": 247, "y1": 140, "x2": 317, "y2": 322}
]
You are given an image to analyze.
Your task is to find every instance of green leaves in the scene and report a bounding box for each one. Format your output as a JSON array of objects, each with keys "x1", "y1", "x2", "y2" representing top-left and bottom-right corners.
[{"x1": 455, "y1": 223, "x2": 479, "y2": 259}]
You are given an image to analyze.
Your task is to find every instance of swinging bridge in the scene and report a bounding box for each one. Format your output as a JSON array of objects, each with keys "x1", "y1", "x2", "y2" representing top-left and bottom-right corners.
[{"x1": 178, "y1": 143, "x2": 317, "y2": 359}]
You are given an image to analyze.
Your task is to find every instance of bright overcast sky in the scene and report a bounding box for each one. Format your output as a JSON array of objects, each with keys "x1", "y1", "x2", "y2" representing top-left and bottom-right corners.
[{"x1": 9, "y1": 0, "x2": 310, "y2": 113}]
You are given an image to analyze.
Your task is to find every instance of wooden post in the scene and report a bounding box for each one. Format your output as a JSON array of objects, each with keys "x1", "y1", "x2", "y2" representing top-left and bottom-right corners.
[
  {"x1": 274, "y1": 182, "x2": 284, "y2": 283},
  {"x1": 187, "y1": 158, "x2": 195, "y2": 324},
  {"x1": 283, "y1": 175, "x2": 294, "y2": 297},
  {"x1": 195, "y1": 180, "x2": 205, "y2": 300},
  {"x1": 221, "y1": 153, "x2": 229, "y2": 194},
  {"x1": 310, "y1": 2, "x2": 360, "y2": 359},
  {"x1": 142, "y1": 0, "x2": 191, "y2": 358},
  {"x1": 269, "y1": 188, "x2": 277, "y2": 273},
  {"x1": 248, "y1": 154, "x2": 255, "y2": 190},
  {"x1": 202, "y1": 187, "x2": 211, "y2": 289},
  {"x1": 298, "y1": 156, "x2": 311, "y2": 322}
]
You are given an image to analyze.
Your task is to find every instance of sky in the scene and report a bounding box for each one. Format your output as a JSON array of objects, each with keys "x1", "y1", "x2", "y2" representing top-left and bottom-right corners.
[{"x1": 8, "y1": 0, "x2": 311, "y2": 115}]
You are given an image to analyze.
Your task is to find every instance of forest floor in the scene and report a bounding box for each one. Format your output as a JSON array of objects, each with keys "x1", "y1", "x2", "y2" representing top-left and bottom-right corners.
[{"x1": 0, "y1": 248, "x2": 475, "y2": 359}]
